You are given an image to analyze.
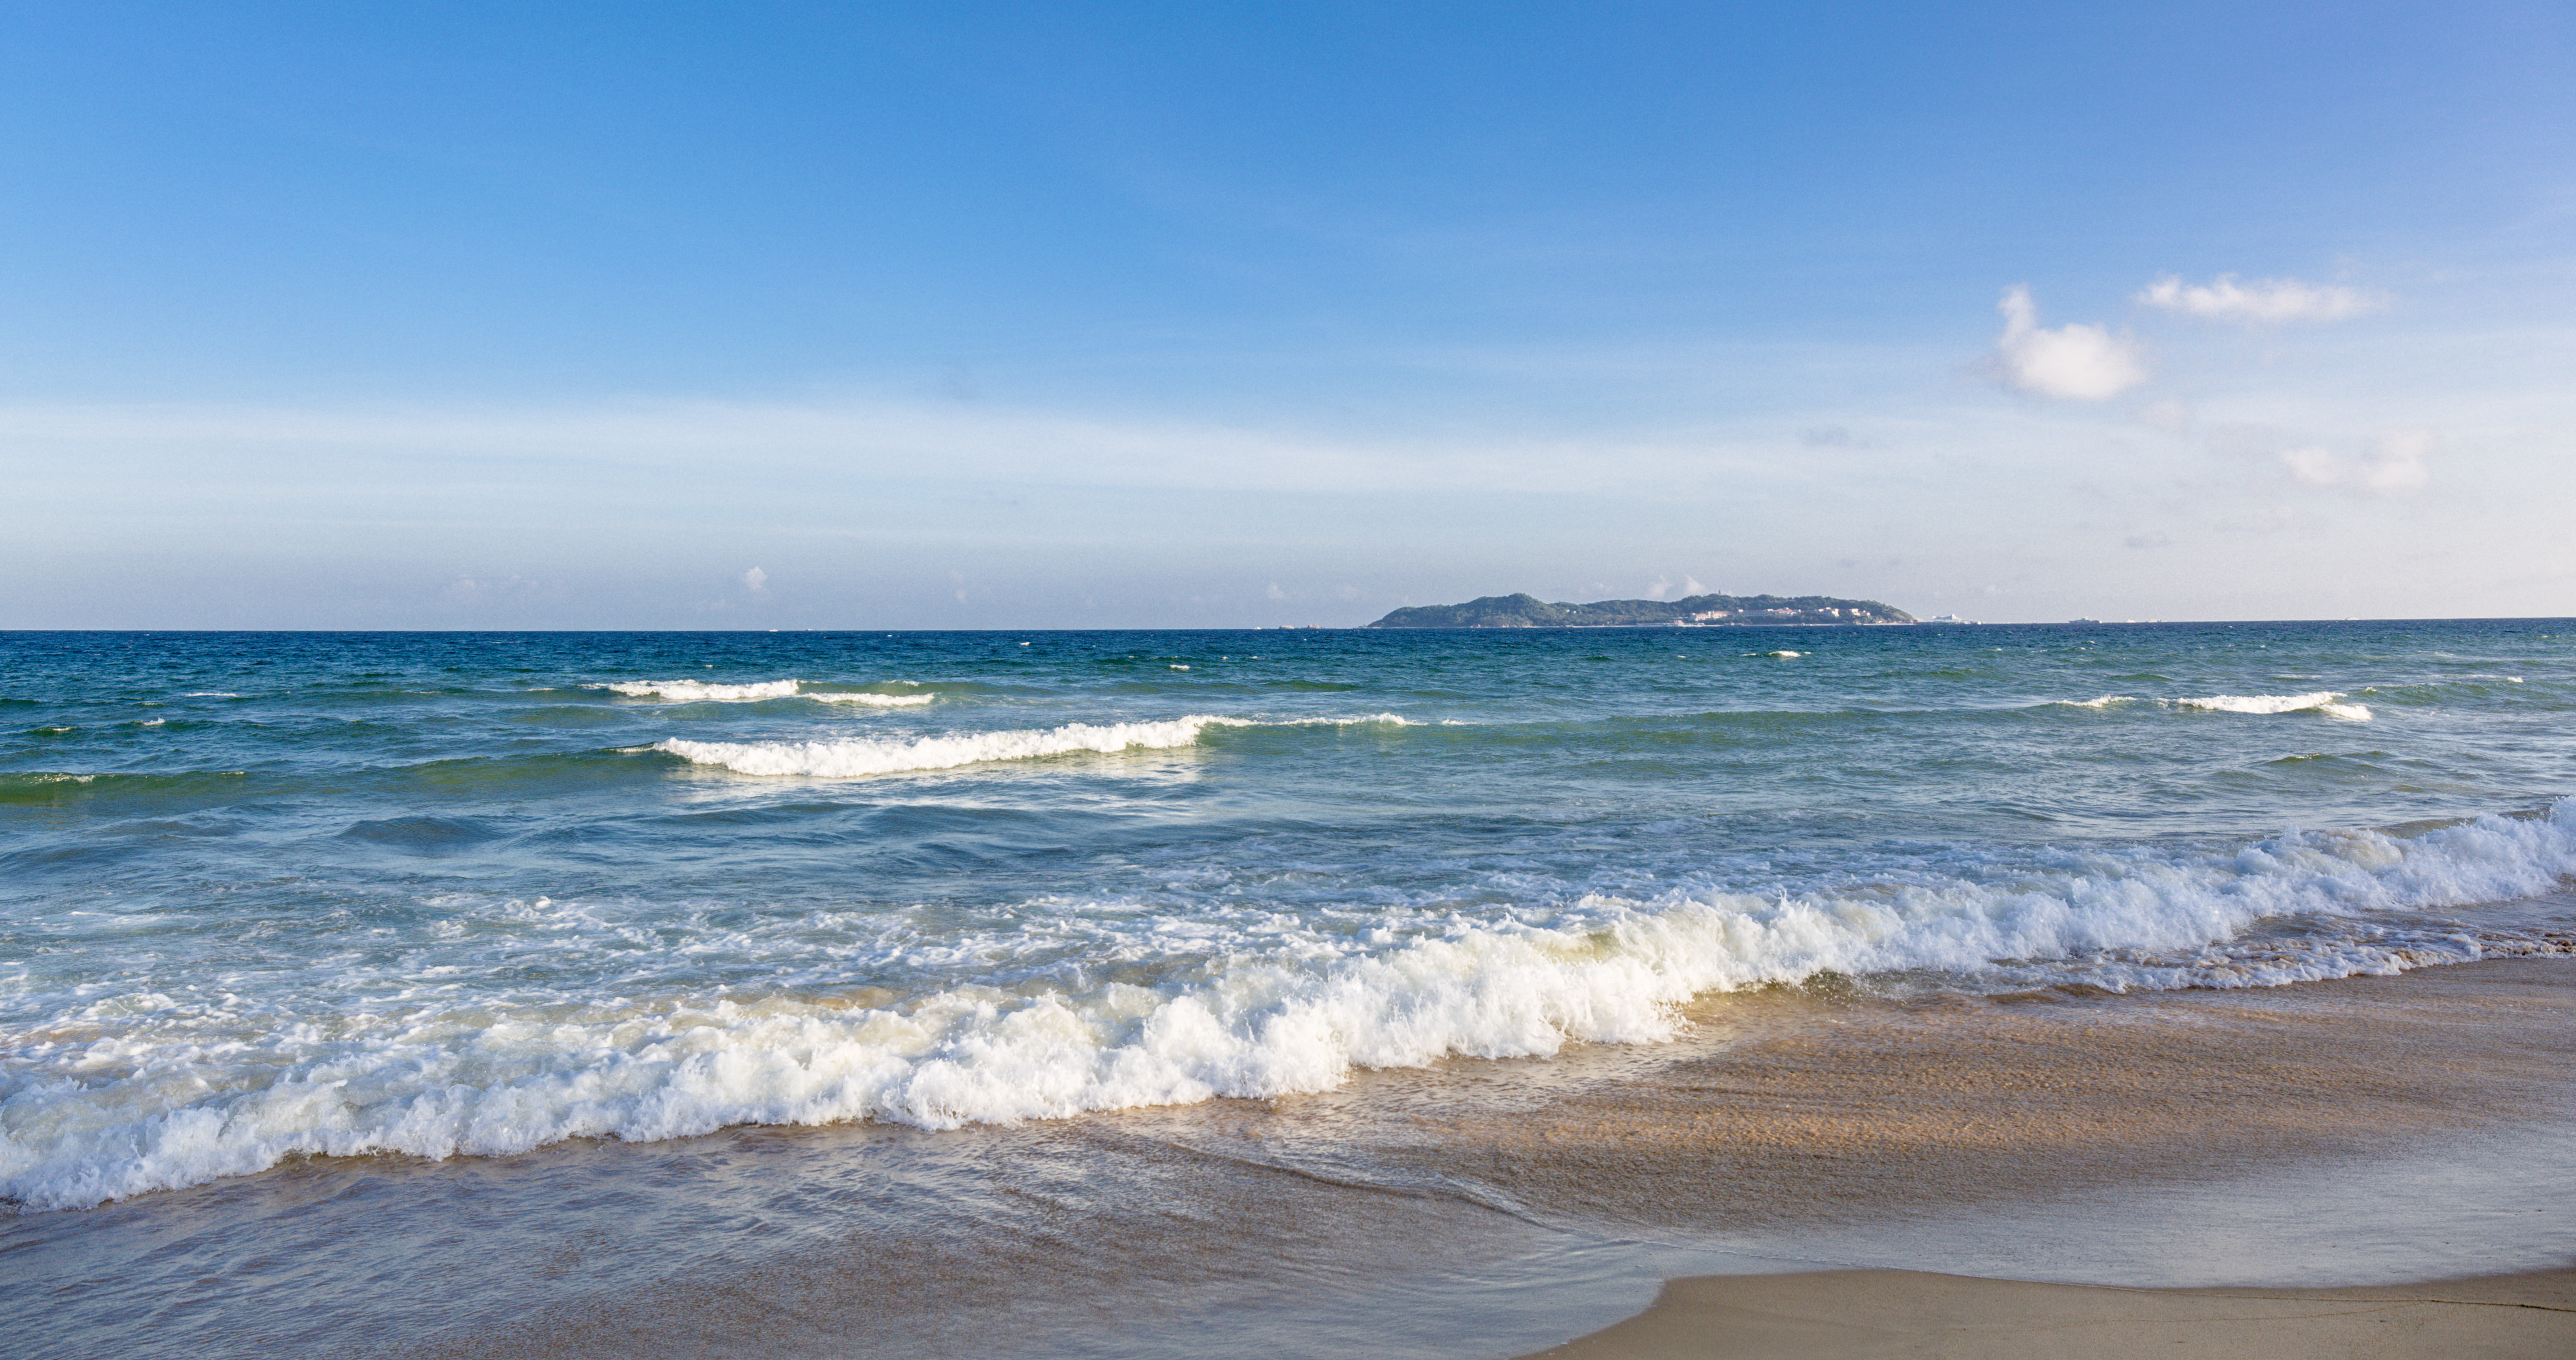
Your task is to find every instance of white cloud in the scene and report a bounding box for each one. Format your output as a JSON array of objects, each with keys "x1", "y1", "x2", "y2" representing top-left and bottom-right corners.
[
  {"x1": 2364, "y1": 428, "x2": 2436, "y2": 491},
  {"x1": 2136, "y1": 274, "x2": 2385, "y2": 323},
  {"x1": 741, "y1": 566, "x2": 768, "y2": 592},
  {"x1": 2278, "y1": 427, "x2": 2438, "y2": 493},
  {"x1": 1266, "y1": 582, "x2": 1285, "y2": 599},
  {"x1": 1992, "y1": 286, "x2": 2149, "y2": 401},
  {"x1": 2281, "y1": 446, "x2": 2344, "y2": 487}
]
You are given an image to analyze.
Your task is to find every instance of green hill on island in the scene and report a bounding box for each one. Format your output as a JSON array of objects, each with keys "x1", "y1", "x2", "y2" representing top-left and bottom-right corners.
[{"x1": 1366, "y1": 592, "x2": 1914, "y2": 628}]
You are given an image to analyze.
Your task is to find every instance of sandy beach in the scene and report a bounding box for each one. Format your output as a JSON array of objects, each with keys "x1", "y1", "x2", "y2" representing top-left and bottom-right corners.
[
  {"x1": 1371, "y1": 954, "x2": 2576, "y2": 1234},
  {"x1": 1524, "y1": 1267, "x2": 2576, "y2": 1359},
  {"x1": 1472, "y1": 956, "x2": 2576, "y2": 1359}
]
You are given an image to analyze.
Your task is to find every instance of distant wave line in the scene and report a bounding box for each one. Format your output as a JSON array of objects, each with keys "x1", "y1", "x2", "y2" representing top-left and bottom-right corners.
[
  {"x1": 2044, "y1": 691, "x2": 2372, "y2": 721},
  {"x1": 598, "y1": 679, "x2": 934, "y2": 705},
  {"x1": 655, "y1": 714, "x2": 1414, "y2": 778}
]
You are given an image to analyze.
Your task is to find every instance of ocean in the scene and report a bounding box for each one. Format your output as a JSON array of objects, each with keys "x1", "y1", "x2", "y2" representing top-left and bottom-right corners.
[{"x1": 5, "y1": 622, "x2": 2573, "y2": 1356}]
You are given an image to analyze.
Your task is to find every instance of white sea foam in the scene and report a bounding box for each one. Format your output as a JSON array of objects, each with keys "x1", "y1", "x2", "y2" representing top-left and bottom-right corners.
[
  {"x1": 602, "y1": 679, "x2": 936, "y2": 706},
  {"x1": 657, "y1": 717, "x2": 1230, "y2": 777},
  {"x1": 655, "y1": 714, "x2": 1411, "y2": 778},
  {"x1": 2180, "y1": 691, "x2": 2372, "y2": 721},
  {"x1": 7, "y1": 800, "x2": 2573, "y2": 1210},
  {"x1": 602, "y1": 679, "x2": 804, "y2": 701},
  {"x1": 2043, "y1": 692, "x2": 2372, "y2": 718}
]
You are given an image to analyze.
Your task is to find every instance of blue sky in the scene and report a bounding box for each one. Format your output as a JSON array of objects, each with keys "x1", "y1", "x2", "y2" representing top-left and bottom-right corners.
[{"x1": 5, "y1": 1, "x2": 2570, "y2": 626}]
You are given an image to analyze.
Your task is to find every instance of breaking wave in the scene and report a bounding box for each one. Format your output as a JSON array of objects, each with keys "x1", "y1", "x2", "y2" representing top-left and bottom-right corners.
[
  {"x1": 2180, "y1": 691, "x2": 2372, "y2": 721},
  {"x1": 603, "y1": 679, "x2": 804, "y2": 701},
  {"x1": 658, "y1": 717, "x2": 1221, "y2": 777},
  {"x1": 654, "y1": 715, "x2": 1410, "y2": 778},
  {"x1": 2043, "y1": 692, "x2": 2373, "y2": 720},
  {"x1": 7, "y1": 800, "x2": 2573, "y2": 1210},
  {"x1": 601, "y1": 680, "x2": 935, "y2": 706}
]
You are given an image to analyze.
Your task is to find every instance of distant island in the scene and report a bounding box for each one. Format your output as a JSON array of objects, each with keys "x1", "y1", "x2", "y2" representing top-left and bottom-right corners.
[{"x1": 1366, "y1": 592, "x2": 1916, "y2": 628}]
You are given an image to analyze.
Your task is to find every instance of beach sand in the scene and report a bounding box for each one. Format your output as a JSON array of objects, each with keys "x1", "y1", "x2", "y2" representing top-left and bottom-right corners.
[
  {"x1": 1520, "y1": 1266, "x2": 2576, "y2": 1359},
  {"x1": 1366, "y1": 955, "x2": 2576, "y2": 1234},
  {"x1": 1471, "y1": 957, "x2": 2576, "y2": 1360}
]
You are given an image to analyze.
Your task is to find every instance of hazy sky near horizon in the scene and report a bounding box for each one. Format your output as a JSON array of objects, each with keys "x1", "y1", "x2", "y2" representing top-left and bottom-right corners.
[{"x1": 5, "y1": 1, "x2": 2571, "y2": 628}]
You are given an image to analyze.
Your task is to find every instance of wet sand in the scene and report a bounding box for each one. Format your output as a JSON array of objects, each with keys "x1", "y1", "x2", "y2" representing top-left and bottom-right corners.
[
  {"x1": 1472, "y1": 957, "x2": 2576, "y2": 1359},
  {"x1": 1522, "y1": 1267, "x2": 2576, "y2": 1359},
  {"x1": 1362, "y1": 956, "x2": 2576, "y2": 1236}
]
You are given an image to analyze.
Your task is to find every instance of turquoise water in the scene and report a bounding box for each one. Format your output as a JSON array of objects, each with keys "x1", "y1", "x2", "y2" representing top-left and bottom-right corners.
[{"x1": 5, "y1": 622, "x2": 2575, "y2": 1213}]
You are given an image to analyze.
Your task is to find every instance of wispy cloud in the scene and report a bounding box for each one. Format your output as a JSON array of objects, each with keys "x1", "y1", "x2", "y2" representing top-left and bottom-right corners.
[
  {"x1": 2280, "y1": 427, "x2": 2438, "y2": 493},
  {"x1": 2136, "y1": 274, "x2": 2385, "y2": 323},
  {"x1": 0, "y1": 398, "x2": 1736, "y2": 498},
  {"x1": 438, "y1": 575, "x2": 563, "y2": 606},
  {"x1": 1992, "y1": 286, "x2": 2149, "y2": 401}
]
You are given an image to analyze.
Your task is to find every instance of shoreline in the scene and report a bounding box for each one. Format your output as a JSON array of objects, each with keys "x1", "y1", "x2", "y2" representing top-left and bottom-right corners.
[
  {"x1": 1521, "y1": 1266, "x2": 2576, "y2": 1359},
  {"x1": 1339, "y1": 956, "x2": 2576, "y2": 1260},
  {"x1": 6, "y1": 957, "x2": 2571, "y2": 1359}
]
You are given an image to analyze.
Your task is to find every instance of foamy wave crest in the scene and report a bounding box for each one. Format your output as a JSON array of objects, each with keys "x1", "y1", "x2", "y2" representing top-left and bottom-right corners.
[
  {"x1": 0, "y1": 772, "x2": 99, "y2": 789},
  {"x1": 2180, "y1": 691, "x2": 2372, "y2": 720},
  {"x1": 2055, "y1": 694, "x2": 2139, "y2": 709},
  {"x1": 604, "y1": 679, "x2": 803, "y2": 702},
  {"x1": 657, "y1": 717, "x2": 1229, "y2": 776},
  {"x1": 656, "y1": 714, "x2": 1411, "y2": 776},
  {"x1": 809, "y1": 692, "x2": 936, "y2": 707},
  {"x1": 8, "y1": 801, "x2": 2573, "y2": 1209}
]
